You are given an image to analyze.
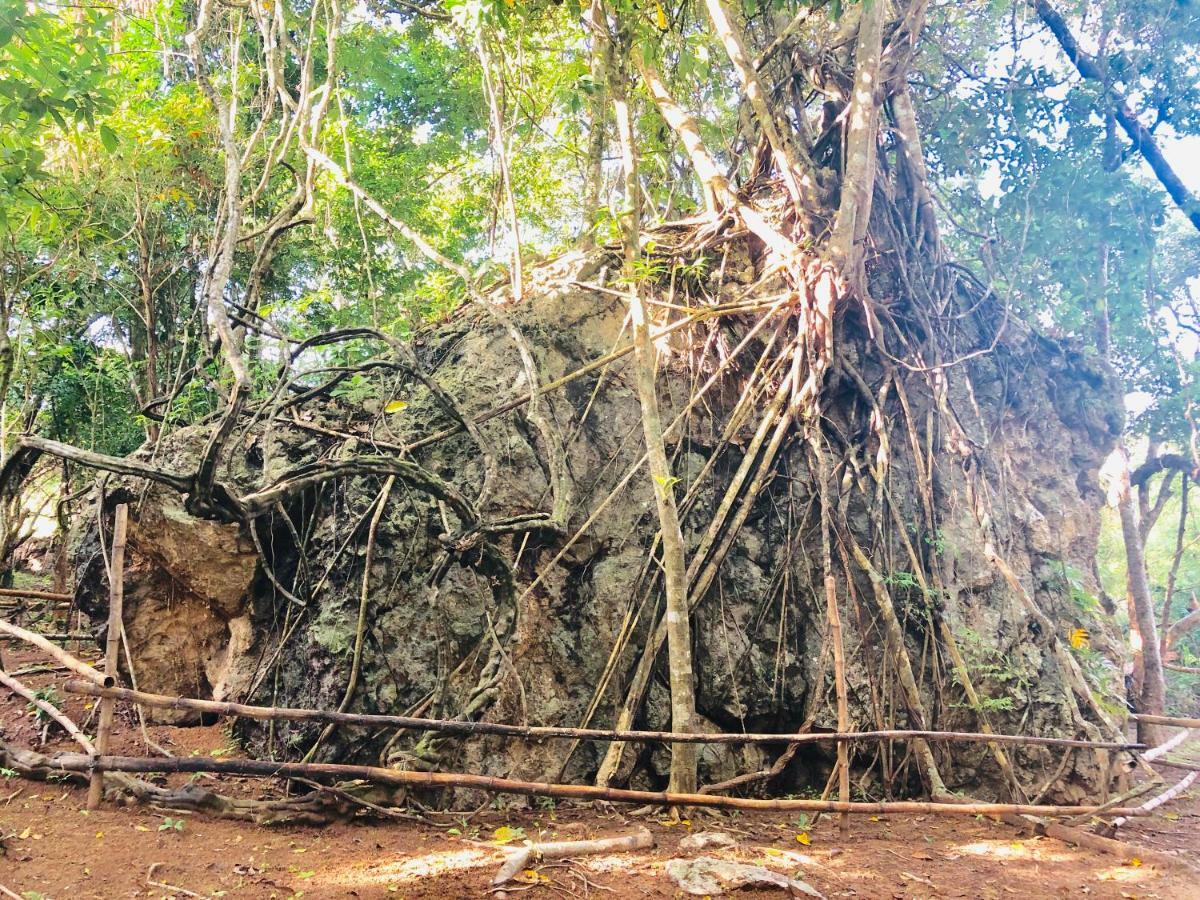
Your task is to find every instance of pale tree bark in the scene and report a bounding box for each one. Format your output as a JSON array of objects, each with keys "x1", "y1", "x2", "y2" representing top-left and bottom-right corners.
[
  {"x1": 131, "y1": 183, "x2": 161, "y2": 441},
  {"x1": 185, "y1": 0, "x2": 250, "y2": 390},
  {"x1": 477, "y1": 37, "x2": 525, "y2": 302},
  {"x1": 1160, "y1": 476, "x2": 1188, "y2": 642},
  {"x1": 1117, "y1": 450, "x2": 1168, "y2": 746},
  {"x1": 612, "y1": 32, "x2": 698, "y2": 795},
  {"x1": 890, "y1": 88, "x2": 939, "y2": 251},
  {"x1": 636, "y1": 58, "x2": 797, "y2": 260},
  {"x1": 636, "y1": 57, "x2": 725, "y2": 217},
  {"x1": 1167, "y1": 605, "x2": 1200, "y2": 652},
  {"x1": 829, "y1": 0, "x2": 884, "y2": 272},
  {"x1": 702, "y1": 0, "x2": 817, "y2": 222},
  {"x1": 579, "y1": 0, "x2": 611, "y2": 249}
]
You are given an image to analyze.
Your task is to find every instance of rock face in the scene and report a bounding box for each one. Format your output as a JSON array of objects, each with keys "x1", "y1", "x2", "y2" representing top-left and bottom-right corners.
[{"x1": 72, "y1": 245, "x2": 1126, "y2": 803}]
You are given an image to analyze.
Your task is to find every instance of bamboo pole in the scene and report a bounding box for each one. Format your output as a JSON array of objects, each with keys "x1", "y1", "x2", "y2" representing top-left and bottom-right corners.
[
  {"x1": 0, "y1": 621, "x2": 109, "y2": 686},
  {"x1": 87, "y1": 503, "x2": 127, "y2": 810},
  {"x1": 13, "y1": 633, "x2": 91, "y2": 642},
  {"x1": 60, "y1": 680, "x2": 1145, "y2": 751},
  {"x1": 1132, "y1": 712, "x2": 1200, "y2": 729},
  {"x1": 0, "y1": 587, "x2": 72, "y2": 602},
  {"x1": 1110, "y1": 768, "x2": 1198, "y2": 830},
  {"x1": 0, "y1": 670, "x2": 95, "y2": 755},
  {"x1": 49, "y1": 753, "x2": 1152, "y2": 818},
  {"x1": 1140, "y1": 727, "x2": 1192, "y2": 761}
]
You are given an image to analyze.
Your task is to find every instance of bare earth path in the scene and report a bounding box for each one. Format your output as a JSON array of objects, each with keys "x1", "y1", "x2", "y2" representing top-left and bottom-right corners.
[{"x1": 2, "y1": 653, "x2": 1198, "y2": 899}]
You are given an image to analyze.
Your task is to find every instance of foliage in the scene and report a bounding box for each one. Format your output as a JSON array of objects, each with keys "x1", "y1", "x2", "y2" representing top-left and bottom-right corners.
[{"x1": 0, "y1": 0, "x2": 113, "y2": 221}]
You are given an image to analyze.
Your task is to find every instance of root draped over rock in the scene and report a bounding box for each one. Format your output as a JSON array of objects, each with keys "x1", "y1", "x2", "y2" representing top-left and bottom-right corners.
[{"x1": 36, "y1": 206, "x2": 1129, "y2": 808}]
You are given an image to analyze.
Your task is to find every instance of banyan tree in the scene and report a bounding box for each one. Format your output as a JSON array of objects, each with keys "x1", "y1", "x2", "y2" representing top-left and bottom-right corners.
[{"x1": 7, "y1": 0, "x2": 1198, "y2": 808}]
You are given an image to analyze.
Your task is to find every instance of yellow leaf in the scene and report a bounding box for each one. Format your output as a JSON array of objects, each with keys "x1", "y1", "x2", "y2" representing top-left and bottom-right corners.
[
  {"x1": 795, "y1": 832, "x2": 811, "y2": 846},
  {"x1": 763, "y1": 848, "x2": 783, "y2": 857},
  {"x1": 1069, "y1": 627, "x2": 1090, "y2": 649},
  {"x1": 492, "y1": 825, "x2": 522, "y2": 845},
  {"x1": 95, "y1": 831, "x2": 104, "y2": 838},
  {"x1": 19, "y1": 827, "x2": 30, "y2": 839},
  {"x1": 135, "y1": 825, "x2": 151, "y2": 832},
  {"x1": 1163, "y1": 811, "x2": 1180, "y2": 821},
  {"x1": 869, "y1": 816, "x2": 880, "y2": 822},
  {"x1": 384, "y1": 399, "x2": 408, "y2": 413},
  {"x1": 1129, "y1": 857, "x2": 1142, "y2": 867},
  {"x1": 654, "y1": 1, "x2": 667, "y2": 30}
]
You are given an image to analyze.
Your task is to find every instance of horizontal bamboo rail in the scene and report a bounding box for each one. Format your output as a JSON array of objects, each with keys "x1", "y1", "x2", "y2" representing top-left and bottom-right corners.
[
  {"x1": 62, "y1": 681, "x2": 1145, "y2": 751},
  {"x1": 49, "y1": 753, "x2": 1151, "y2": 818},
  {"x1": 0, "y1": 622, "x2": 110, "y2": 686},
  {"x1": 0, "y1": 587, "x2": 72, "y2": 602},
  {"x1": 1132, "y1": 712, "x2": 1200, "y2": 729},
  {"x1": 17, "y1": 633, "x2": 91, "y2": 642}
]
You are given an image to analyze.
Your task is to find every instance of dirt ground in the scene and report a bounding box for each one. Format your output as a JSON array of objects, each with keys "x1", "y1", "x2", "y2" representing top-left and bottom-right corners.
[{"x1": 1, "y1": 643, "x2": 1198, "y2": 899}]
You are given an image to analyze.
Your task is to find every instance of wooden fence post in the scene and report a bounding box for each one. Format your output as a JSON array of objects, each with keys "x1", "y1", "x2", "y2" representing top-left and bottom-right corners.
[{"x1": 86, "y1": 503, "x2": 127, "y2": 810}]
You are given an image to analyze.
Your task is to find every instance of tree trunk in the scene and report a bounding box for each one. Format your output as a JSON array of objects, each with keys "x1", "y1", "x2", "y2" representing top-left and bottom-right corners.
[
  {"x1": 612, "y1": 33, "x2": 698, "y2": 794},
  {"x1": 579, "y1": 0, "x2": 610, "y2": 249},
  {"x1": 1118, "y1": 453, "x2": 1168, "y2": 746},
  {"x1": 829, "y1": 0, "x2": 884, "y2": 271}
]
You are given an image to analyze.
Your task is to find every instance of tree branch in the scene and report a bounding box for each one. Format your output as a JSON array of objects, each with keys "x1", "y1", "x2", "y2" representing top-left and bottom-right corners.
[{"x1": 1031, "y1": 0, "x2": 1200, "y2": 233}]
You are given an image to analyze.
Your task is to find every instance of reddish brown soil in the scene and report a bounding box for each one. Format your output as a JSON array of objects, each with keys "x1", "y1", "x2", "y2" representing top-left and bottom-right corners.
[{"x1": 2, "y1": 643, "x2": 1198, "y2": 899}]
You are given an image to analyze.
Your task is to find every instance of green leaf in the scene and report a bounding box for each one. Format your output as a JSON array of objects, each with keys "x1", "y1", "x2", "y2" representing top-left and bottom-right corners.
[{"x1": 99, "y1": 124, "x2": 119, "y2": 152}]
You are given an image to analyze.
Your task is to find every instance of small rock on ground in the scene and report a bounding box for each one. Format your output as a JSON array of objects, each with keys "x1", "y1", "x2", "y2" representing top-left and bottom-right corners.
[
  {"x1": 665, "y1": 856, "x2": 824, "y2": 897},
  {"x1": 678, "y1": 831, "x2": 738, "y2": 851}
]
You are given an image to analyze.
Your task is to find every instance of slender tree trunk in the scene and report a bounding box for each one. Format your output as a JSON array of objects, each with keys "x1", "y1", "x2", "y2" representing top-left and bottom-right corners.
[
  {"x1": 1160, "y1": 476, "x2": 1188, "y2": 642},
  {"x1": 579, "y1": 0, "x2": 610, "y2": 249},
  {"x1": 132, "y1": 189, "x2": 160, "y2": 436},
  {"x1": 1117, "y1": 452, "x2": 1168, "y2": 746},
  {"x1": 612, "y1": 40, "x2": 698, "y2": 795},
  {"x1": 477, "y1": 37, "x2": 524, "y2": 302}
]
